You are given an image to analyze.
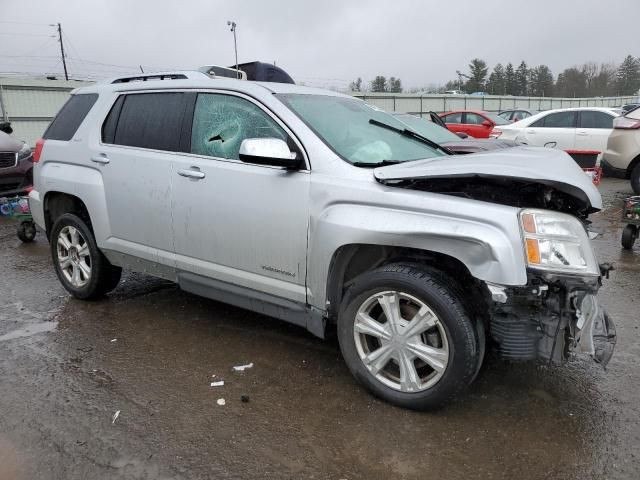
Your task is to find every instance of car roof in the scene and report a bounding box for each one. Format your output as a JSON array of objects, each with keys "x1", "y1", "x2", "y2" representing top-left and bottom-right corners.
[
  {"x1": 72, "y1": 70, "x2": 352, "y2": 99},
  {"x1": 441, "y1": 110, "x2": 489, "y2": 115},
  {"x1": 538, "y1": 106, "x2": 619, "y2": 114}
]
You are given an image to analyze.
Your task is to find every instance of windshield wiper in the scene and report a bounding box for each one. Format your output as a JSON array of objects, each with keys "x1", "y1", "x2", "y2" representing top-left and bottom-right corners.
[
  {"x1": 369, "y1": 118, "x2": 453, "y2": 155},
  {"x1": 351, "y1": 160, "x2": 402, "y2": 168}
]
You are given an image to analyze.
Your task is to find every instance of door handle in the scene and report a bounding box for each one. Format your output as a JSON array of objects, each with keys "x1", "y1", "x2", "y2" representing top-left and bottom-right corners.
[
  {"x1": 576, "y1": 130, "x2": 589, "y2": 136},
  {"x1": 525, "y1": 129, "x2": 536, "y2": 134},
  {"x1": 91, "y1": 155, "x2": 110, "y2": 164},
  {"x1": 177, "y1": 168, "x2": 205, "y2": 179}
]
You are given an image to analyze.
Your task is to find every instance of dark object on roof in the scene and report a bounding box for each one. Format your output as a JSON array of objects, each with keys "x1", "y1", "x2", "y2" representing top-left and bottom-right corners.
[{"x1": 233, "y1": 61, "x2": 295, "y2": 84}]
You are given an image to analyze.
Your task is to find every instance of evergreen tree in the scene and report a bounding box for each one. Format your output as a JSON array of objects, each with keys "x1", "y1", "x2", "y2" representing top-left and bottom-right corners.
[
  {"x1": 504, "y1": 63, "x2": 516, "y2": 95},
  {"x1": 529, "y1": 65, "x2": 554, "y2": 97},
  {"x1": 616, "y1": 55, "x2": 640, "y2": 95},
  {"x1": 486, "y1": 63, "x2": 506, "y2": 94},
  {"x1": 515, "y1": 61, "x2": 529, "y2": 96},
  {"x1": 370, "y1": 76, "x2": 387, "y2": 92},
  {"x1": 466, "y1": 58, "x2": 488, "y2": 93}
]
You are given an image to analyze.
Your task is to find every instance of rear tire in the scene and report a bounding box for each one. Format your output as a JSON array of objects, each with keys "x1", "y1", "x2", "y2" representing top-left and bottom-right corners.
[
  {"x1": 337, "y1": 263, "x2": 478, "y2": 410},
  {"x1": 631, "y1": 163, "x2": 640, "y2": 195},
  {"x1": 621, "y1": 224, "x2": 637, "y2": 250},
  {"x1": 50, "y1": 213, "x2": 122, "y2": 299}
]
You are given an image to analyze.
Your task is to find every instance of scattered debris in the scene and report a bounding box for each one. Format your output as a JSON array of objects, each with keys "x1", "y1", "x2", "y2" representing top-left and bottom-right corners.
[
  {"x1": 241, "y1": 395, "x2": 250, "y2": 403},
  {"x1": 216, "y1": 398, "x2": 226, "y2": 406},
  {"x1": 112, "y1": 410, "x2": 121, "y2": 424},
  {"x1": 232, "y1": 362, "x2": 253, "y2": 372},
  {"x1": 110, "y1": 338, "x2": 117, "y2": 343},
  {"x1": 210, "y1": 381, "x2": 224, "y2": 387}
]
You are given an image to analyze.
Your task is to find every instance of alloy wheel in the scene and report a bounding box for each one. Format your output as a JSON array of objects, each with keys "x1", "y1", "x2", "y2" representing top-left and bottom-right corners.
[
  {"x1": 353, "y1": 291, "x2": 450, "y2": 392},
  {"x1": 56, "y1": 226, "x2": 91, "y2": 288}
]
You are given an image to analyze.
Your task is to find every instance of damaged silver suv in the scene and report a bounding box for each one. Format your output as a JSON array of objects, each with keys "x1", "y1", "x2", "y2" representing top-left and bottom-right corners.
[{"x1": 30, "y1": 71, "x2": 616, "y2": 409}]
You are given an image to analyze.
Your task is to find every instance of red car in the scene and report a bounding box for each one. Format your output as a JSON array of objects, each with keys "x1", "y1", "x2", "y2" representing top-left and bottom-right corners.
[{"x1": 439, "y1": 110, "x2": 510, "y2": 138}]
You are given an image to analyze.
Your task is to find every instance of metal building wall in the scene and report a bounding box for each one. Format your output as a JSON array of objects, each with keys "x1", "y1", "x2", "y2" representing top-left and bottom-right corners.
[
  {"x1": 0, "y1": 77, "x2": 92, "y2": 146},
  {"x1": 1, "y1": 76, "x2": 638, "y2": 147},
  {"x1": 352, "y1": 92, "x2": 639, "y2": 116}
]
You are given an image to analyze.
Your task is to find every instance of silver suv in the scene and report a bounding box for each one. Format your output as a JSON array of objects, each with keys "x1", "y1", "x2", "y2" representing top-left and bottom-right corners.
[{"x1": 30, "y1": 71, "x2": 616, "y2": 409}]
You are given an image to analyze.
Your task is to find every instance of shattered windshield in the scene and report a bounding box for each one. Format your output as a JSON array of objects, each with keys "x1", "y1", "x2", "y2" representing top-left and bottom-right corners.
[{"x1": 278, "y1": 94, "x2": 443, "y2": 165}]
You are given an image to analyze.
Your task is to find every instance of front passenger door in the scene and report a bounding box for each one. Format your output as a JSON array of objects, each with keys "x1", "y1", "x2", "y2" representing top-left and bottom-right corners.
[{"x1": 170, "y1": 92, "x2": 310, "y2": 303}]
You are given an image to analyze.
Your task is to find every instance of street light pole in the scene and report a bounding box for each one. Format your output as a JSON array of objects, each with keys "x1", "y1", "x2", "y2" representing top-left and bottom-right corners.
[{"x1": 227, "y1": 20, "x2": 239, "y2": 79}]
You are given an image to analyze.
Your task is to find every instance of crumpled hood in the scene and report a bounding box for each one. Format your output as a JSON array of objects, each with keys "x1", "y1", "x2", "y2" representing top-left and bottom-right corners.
[
  {"x1": 441, "y1": 138, "x2": 519, "y2": 153},
  {"x1": 374, "y1": 146, "x2": 602, "y2": 211}
]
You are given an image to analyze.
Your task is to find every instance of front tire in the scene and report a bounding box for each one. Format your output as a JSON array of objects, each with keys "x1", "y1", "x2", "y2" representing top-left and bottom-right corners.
[
  {"x1": 337, "y1": 264, "x2": 478, "y2": 410},
  {"x1": 50, "y1": 213, "x2": 122, "y2": 299}
]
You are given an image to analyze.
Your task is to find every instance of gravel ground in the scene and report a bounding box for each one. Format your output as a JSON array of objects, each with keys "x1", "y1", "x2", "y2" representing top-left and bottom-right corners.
[{"x1": 0, "y1": 177, "x2": 638, "y2": 480}]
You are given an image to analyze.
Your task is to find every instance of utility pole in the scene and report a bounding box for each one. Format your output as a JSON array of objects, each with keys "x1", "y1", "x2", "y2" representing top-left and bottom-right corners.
[
  {"x1": 57, "y1": 23, "x2": 69, "y2": 81},
  {"x1": 227, "y1": 20, "x2": 238, "y2": 79}
]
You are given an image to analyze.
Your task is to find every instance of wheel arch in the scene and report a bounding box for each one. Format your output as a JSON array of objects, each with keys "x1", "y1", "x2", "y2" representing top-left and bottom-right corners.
[
  {"x1": 43, "y1": 191, "x2": 92, "y2": 238},
  {"x1": 325, "y1": 244, "x2": 490, "y2": 326}
]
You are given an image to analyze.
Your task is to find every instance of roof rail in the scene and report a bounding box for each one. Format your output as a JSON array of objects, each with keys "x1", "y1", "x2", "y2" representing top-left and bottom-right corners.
[
  {"x1": 198, "y1": 65, "x2": 247, "y2": 80},
  {"x1": 111, "y1": 71, "x2": 207, "y2": 84}
]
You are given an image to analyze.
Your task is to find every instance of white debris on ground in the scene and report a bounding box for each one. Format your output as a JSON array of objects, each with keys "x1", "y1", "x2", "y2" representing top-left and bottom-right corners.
[
  {"x1": 110, "y1": 339, "x2": 117, "y2": 343},
  {"x1": 232, "y1": 362, "x2": 253, "y2": 372},
  {"x1": 216, "y1": 398, "x2": 226, "y2": 406},
  {"x1": 112, "y1": 410, "x2": 121, "y2": 424},
  {"x1": 210, "y1": 381, "x2": 224, "y2": 387}
]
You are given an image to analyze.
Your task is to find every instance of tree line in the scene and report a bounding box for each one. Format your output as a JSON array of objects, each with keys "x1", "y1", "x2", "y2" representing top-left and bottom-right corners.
[
  {"x1": 447, "y1": 55, "x2": 640, "y2": 97},
  {"x1": 350, "y1": 76, "x2": 403, "y2": 93},
  {"x1": 349, "y1": 55, "x2": 640, "y2": 97}
]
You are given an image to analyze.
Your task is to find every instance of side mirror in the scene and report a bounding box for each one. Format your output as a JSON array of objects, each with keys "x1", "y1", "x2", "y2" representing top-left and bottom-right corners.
[
  {"x1": 482, "y1": 120, "x2": 492, "y2": 127},
  {"x1": 456, "y1": 132, "x2": 469, "y2": 139},
  {"x1": 238, "y1": 138, "x2": 300, "y2": 169}
]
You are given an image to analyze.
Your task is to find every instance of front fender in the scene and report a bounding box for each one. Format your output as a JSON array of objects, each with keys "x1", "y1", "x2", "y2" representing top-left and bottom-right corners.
[{"x1": 307, "y1": 202, "x2": 527, "y2": 309}]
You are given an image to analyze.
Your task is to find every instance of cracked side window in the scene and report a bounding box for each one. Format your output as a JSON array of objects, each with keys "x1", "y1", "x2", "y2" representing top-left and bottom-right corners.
[{"x1": 191, "y1": 94, "x2": 288, "y2": 160}]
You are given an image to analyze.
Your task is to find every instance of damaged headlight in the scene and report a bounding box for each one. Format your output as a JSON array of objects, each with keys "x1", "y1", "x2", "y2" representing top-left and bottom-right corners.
[{"x1": 519, "y1": 209, "x2": 599, "y2": 276}]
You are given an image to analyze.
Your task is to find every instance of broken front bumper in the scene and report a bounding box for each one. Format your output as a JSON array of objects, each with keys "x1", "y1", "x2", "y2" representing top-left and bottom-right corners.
[
  {"x1": 575, "y1": 294, "x2": 617, "y2": 366},
  {"x1": 488, "y1": 275, "x2": 617, "y2": 366}
]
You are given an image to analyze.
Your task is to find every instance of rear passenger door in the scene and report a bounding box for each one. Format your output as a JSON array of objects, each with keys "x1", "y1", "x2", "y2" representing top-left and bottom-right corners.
[
  {"x1": 170, "y1": 91, "x2": 310, "y2": 303},
  {"x1": 575, "y1": 110, "x2": 615, "y2": 154},
  {"x1": 96, "y1": 91, "x2": 189, "y2": 270}
]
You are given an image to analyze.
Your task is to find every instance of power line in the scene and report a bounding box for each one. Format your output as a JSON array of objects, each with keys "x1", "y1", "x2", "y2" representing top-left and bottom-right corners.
[
  {"x1": 0, "y1": 21, "x2": 53, "y2": 27},
  {"x1": 0, "y1": 32, "x2": 56, "y2": 37}
]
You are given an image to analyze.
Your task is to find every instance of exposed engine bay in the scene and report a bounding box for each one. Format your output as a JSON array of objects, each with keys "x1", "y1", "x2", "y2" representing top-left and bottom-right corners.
[
  {"x1": 487, "y1": 273, "x2": 616, "y2": 366},
  {"x1": 387, "y1": 176, "x2": 596, "y2": 219}
]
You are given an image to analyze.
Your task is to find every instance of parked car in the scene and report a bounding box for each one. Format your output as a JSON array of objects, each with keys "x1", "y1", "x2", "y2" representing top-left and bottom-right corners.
[
  {"x1": 491, "y1": 107, "x2": 619, "y2": 154},
  {"x1": 621, "y1": 103, "x2": 640, "y2": 114},
  {"x1": 30, "y1": 70, "x2": 615, "y2": 410},
  {"x1": 393, "y1": 113, "x2": 518, "y2": 153},
  {"x1": 498, "y1": 109, "x2": 538, "y2": 122},
  {"x1": 439, "y1": 110, "x2": 511, "y2": 138},
  {"x1": 0, "y1": 123, "x2": 33, "y2": 197},
  {"x1": 602, "y1": 106, "x2": 640, "y2": 193},
  {"x1": 444, "y1": 90, "x2": 463, "y2": 95}
]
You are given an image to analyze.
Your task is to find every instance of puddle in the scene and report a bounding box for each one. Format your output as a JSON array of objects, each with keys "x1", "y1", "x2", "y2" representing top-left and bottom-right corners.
[{"x1": 0, "y1": 321, "x2": 58, "y2": 342}]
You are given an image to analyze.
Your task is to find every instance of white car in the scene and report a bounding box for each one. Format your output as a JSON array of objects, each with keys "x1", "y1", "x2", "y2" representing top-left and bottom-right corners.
[{"x1": 491, "y1": 107, "x2": 619, "y2": 155}]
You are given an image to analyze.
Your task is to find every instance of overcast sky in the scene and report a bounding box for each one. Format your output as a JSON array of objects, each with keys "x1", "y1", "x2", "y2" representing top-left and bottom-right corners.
[{"x1": 1, "y1": 0, "x2": 638, "y2": 89}]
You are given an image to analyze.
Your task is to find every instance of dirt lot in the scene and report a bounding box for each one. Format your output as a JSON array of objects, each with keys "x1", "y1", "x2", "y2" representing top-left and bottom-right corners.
[{"x1": 0, "y1": 178, "x2": 638, "y2": 480}]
